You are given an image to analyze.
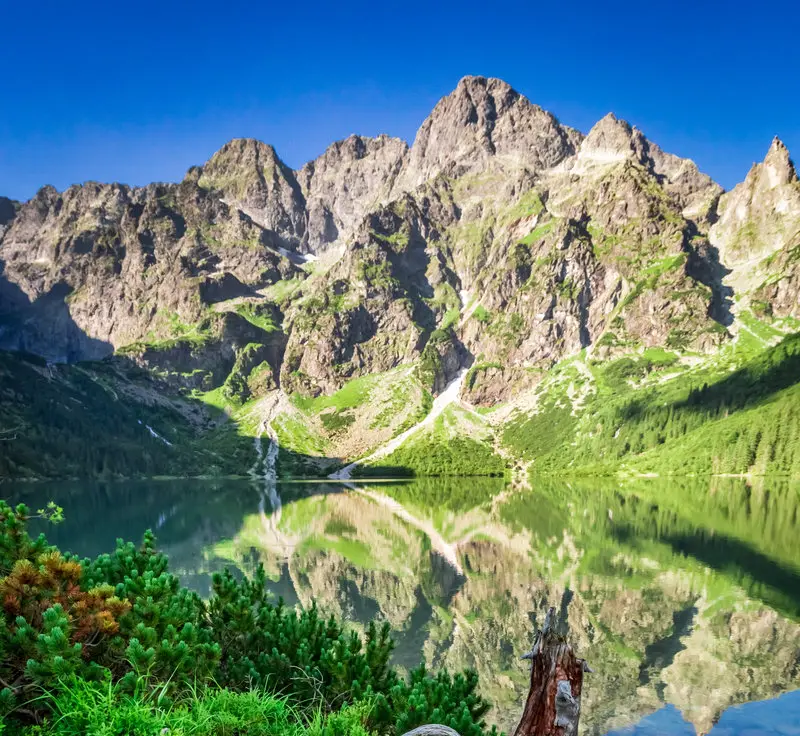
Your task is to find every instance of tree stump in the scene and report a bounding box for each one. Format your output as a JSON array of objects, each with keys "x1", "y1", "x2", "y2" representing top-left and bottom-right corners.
[{"x1": 513, "y1": 607, "x2": 590, "y2": 736}]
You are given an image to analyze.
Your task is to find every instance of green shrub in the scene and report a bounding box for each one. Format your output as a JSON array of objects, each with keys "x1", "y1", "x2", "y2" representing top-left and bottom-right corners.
[
  {"x1": 209, "y1": 566, "x2": 395, "y2": 708},
  {"x1": 375, "y1": 667, "x2": 497, "y2": 736}
]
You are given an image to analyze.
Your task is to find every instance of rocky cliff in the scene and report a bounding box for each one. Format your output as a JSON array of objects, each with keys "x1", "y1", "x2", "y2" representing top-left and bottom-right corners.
[{"x1": 1, "y1": 75, "x2": 798, "y2": 469}]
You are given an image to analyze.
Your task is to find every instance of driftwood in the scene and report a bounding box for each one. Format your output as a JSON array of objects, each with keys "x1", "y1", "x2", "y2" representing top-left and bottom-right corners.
[{"x1": 402, "y1": 605, "x2": 588, "y2": 736}]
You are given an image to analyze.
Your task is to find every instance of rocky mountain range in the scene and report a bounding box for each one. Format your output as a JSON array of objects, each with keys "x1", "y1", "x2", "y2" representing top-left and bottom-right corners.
[{"x1": 1, "y1": 75, "x2": 798, "y2": 478}]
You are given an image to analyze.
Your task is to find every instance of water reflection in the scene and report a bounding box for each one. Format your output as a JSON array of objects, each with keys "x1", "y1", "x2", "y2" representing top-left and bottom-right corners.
[{"x1": 6, "y1": 475, "x2": 800, "y2": 735}]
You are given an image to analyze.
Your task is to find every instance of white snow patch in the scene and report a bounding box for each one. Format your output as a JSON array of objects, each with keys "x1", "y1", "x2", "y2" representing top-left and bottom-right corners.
[{"x1": 277, "y1": 245, "x2": 318, "y2": 264}]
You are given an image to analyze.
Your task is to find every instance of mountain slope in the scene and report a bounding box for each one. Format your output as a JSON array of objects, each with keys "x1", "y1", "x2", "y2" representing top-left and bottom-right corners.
[{"x1": 1, "y1": 75, "x2": 799, "y2": 480}]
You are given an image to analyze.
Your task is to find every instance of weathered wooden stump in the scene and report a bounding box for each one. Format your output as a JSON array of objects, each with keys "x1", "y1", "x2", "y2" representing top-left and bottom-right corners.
[
  {"x1": 401, "y1": 605, "x2": 589, "y2": 736},
  {"x1": 513, "y1": 607, "x2": 590, "y2": 736}
]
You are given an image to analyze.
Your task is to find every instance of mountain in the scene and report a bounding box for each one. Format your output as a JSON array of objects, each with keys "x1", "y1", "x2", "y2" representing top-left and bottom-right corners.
[{"x1": 1, "y1": 76, "x2": 799, "y2": 480}]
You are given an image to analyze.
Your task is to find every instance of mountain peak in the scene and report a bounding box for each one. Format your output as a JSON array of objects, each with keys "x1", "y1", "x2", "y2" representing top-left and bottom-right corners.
[
  {"x1": 204, "y1": 138, "x2": 282, "y2": 169},
  {"x1": 763, "y1": 136, "x2": 796, "y2": 185},
  {"x1": 197, "y1": 137, "x2": 306, "y2": 247},
  {"x1": 578, "y1": 113, "x2": 641, "y2": 164},
  {"x1": 400, "y1": 76, "x2": 579, "y2": 187},
  {"x1": 768, "y1": 135, "x2": 788, "y2": 154},
  {"x1": 453, "y1": 75, "x2": 517, "y2": 96}
]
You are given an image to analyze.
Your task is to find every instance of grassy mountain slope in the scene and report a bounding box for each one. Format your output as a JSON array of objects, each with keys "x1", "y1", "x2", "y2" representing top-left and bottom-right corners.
[{"x1": 501, "y1": 323, "x2": 800, "y2": 477}]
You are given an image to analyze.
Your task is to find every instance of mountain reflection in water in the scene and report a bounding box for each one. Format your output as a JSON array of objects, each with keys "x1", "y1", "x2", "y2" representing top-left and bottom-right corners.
[{"x1": 8, "y1": 475, "x2": 800, "y2": 735}]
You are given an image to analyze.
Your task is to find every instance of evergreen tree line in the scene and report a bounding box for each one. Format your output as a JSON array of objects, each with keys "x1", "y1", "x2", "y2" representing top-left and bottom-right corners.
[{"x1": 0, "y1": 352, "x2": 252, "y2": 480}]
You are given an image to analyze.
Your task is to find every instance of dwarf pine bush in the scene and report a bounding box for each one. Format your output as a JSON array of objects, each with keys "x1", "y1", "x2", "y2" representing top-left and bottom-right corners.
[{"x1": 0, "y1": 500, "x2": 497, "y2": 736}]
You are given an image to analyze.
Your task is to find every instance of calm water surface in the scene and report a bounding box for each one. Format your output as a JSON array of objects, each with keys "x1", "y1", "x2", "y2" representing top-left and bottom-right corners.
[{"x1": 5, "y1": 475, "x2": 800, "y2": 735}]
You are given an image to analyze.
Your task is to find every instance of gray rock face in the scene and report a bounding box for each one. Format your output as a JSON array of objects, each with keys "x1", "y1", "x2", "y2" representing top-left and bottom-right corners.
[
  {"x1": 397, "y1": 76, "x2": 581, "y2": 191},
  {"x1": 1, "y1": 75, "x2": 796, "y2": 403},
  {"x1": 708, "y1": 138, "x2": 800, "y2": 320},
  {"x1": 567, "y1": 113, "x2": 722, "y2": 223},
  {"x1": 196, "y1": 138, "x2": 307, "y2": 249},
  {"x1": 119, "y1": 311, "x2": 285, "y2": 394},
  {"x1": 712, "y1": 138, "x2": 800, "y2": 268},
  {"x1": 298, "y1": 134, "x2": 408, "y2": 254},
  {"x1": 0, "y1": 177, "x2": 298, "y2": 363}
]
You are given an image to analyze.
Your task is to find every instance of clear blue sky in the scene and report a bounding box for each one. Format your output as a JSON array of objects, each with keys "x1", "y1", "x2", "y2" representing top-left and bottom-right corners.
[{"x1": 1, "y1": 0, "x2": 798, "y2": 201}]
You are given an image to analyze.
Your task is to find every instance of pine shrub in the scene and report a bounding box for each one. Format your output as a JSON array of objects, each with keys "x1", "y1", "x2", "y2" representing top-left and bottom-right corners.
[{"x1": 0, "y1": 501, "x2": 498, "y2": 736}]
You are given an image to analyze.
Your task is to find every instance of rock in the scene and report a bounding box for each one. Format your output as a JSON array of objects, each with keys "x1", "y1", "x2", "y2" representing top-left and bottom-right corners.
[
  {"x1": 710, "y1": 138, "x2": 800, "y2": 318},
  {"x1": 397, "y1": 76, "x2": 581, "y2": 191},
  {"x1": 298, "y1": 134, "x2": 408, "y2": 254},
  {"x1": 196, "y1": 138, "x2": 307, "y2": 250},
  {"x1": 0, "y1": 176, "x2": 299, "y2": 364}
]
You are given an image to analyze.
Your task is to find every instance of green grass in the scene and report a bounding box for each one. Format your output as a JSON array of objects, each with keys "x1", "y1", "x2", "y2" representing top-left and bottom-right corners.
[
  {"x1": 319, "y1": 409, "x2": 355, "y2": 434},
  {"x1": 261, "y1": 277, "x2": 304, "y2": 305},
  {"x1": 371, "y1": 229, "x2": 410, "y2": 249},
  {"x1": 196, "y1": 385, "x2": 232, "y2": 412},
  {"x1": 357, "y1": 406, "x2": 506, "y2": 478},
  {"x1": 738, "y1": 309, "x2": 786, "y2": 345},
  {"x1": 518, "y1": 221, "x2": 554, "y2": 245},
  {"x1": 18, "y1": 671, "x2": 372, "y2": 736},
  {"x1": 300, "y1": 535, "x2": 378, "y2": 570},
  {"x1": 291, "y1": 372, "x2": 379, "y2": 414},
  {"x1": 440, "y1": 307, "x2": 461, "y2": 330},
  {"x1": 499, "y1": 189, "x2": 544, "y2": 225},
  {"x1": 273, "y1": 414, "x2": 329, "y2": 456},
  {"x1": 234, "y1": 302, "x2": 280, "y2": 332},
  {"x1": 371, "y1": 379, "x2": 430, "y2": 432},
  {"x1": 642, "y1": 252, "x2": 687, "y2": 276}
]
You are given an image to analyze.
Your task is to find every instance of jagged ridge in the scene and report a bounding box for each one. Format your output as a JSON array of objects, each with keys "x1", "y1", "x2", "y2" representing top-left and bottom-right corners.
[{"x1": 1, "y1": 75, "x2": 798, "y2": 477}]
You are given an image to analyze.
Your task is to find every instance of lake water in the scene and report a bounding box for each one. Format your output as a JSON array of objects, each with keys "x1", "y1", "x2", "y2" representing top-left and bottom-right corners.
[{"x1": 5, "y1": 475, "x2": 800, "y2": 735}]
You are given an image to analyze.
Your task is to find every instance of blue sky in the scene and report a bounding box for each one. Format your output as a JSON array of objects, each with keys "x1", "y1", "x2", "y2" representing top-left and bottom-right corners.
[{"x1": 1, "y1": 0, "x2": 798, "y2": 201}]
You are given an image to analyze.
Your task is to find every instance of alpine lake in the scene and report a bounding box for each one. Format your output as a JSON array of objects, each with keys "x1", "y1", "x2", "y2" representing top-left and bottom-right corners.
[{"x1": 6, "y1": 475, "x2": 800, "y2": 736}]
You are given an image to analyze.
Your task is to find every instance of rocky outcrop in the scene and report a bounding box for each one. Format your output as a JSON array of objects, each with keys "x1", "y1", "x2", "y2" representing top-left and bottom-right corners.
[
  {"x1": 710, "y1": 138, "x2": 800, "y2": 319},
  {"x1": 397, "y1": 76, "x2": 581, "y2": 192},
  {"x1": 196, "y1": 138, "x2": 307, "y2": 250},
  {"x1": 567, "y1": 113, "x2": 722, "y2": 223},
  {"x1": 298, "y1": 134, "x2": 408, "y2": 253},
  {"x1": 0, "y1": 176, "x2": 298, "y2": 365},
  {"x1": 462, "y1": 365, "x2": 542, "y2": 406},
  {"x1": 117, "y1": 311, "x2": 285, "y2": 393}
]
